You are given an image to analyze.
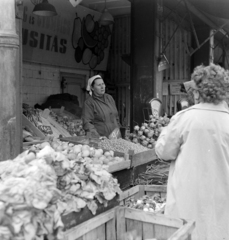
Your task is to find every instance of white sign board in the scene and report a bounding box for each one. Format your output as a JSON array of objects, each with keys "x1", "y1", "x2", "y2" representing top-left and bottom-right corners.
[{"x1": 22, "y1": 0, "x2": 112, "y2": 71}]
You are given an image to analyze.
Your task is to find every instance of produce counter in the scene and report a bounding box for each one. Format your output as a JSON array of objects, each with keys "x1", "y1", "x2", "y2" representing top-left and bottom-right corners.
[{"x1": 60, "y1": 136, "x2": 159, "y2": 190}]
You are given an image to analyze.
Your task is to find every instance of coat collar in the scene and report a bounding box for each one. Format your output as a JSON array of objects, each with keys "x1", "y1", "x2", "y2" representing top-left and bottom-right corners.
[
  {"x1": 91, "y1": 93, "x2": 107, "y2": 104},
  {"x1": 186, "y1": 101, "x2": 229, "y2": 114}
]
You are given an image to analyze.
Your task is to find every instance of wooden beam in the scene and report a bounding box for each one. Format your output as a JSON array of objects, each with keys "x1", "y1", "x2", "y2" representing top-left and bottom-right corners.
[
  {"x1": 190, "y1": 20, "x2": 229, "y2": 56},
  {"x1": 184, "y1": 0, "x2": 199, "y2": 48},
  {"x1": 182, "y1": 0, "x2": 229, "y2": 38}
]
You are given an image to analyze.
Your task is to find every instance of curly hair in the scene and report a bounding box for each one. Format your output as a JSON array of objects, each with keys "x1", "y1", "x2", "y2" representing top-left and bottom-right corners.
[{"x1": 191, "y1": 63, "x2": 228, "y2": 104}]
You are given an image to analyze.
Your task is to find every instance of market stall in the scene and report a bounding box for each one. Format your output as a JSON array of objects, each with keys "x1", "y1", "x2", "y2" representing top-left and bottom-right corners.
[{"x1": 0, "y1": 139, "x2": 195, "y2": 240}]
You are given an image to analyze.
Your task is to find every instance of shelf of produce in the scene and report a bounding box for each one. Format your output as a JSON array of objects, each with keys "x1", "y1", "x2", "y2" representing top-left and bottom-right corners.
[
  {"x1": 62, "y1": 195, "x2": 119, "y2": 231},
  {"x1": 22, "y1": 114, "x2": 46, "y2": 139},
  {"x1": 60, "y1": 136, "x2": 100, "y2": 148},
  {"x1": 119, "y1": 184, "x2": 167, "y2": 205},
  {"x1": 41, "y1": 109, "x2": 72, "y2": 137},
  {"x1": 63, "y1": 206, "x2": 195, "y2": 240}
]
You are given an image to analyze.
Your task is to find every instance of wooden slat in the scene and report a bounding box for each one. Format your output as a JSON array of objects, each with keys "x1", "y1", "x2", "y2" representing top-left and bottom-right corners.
[
  {"x1": 130, "y1": 149, "x2": 157, "y2": 167},
  {"x1": 135, "y1": 185, "x2": 145, "y2": 200},
  {"x1": 116, "y1": 207, "x2": 126, "y2": 240},
  {"x1": 143, "y1": 222, "x2": 155, "y2": 239},
  {"x1": 168, "y1": 220, "x2": 195, "y2": 240},
  {"x1": 126, "y1": 219, "x2": 143, "y2": 239},
  {"x1": 155, "y1": 224, "x2": 178, "y2": 240},
  {"x1": 39, "y1": 116, "x2": 63, "y2": 138},
  {"x1": 144, "y1": 185, "x2": 167, "y2": 193},
  {"x1": 96, "y1": 224, "x2": 106, "y2": 240},
  {"x1": 170, "y1": 21, "x2": 175, "y2": 81},
  {"x1": 179, "y1": 29, "x2": 183, "y2": 80},
  {"x1": 22, "y1": 114, "x2": 46, "y2": 138},
  {"x1": 81, "y1": 229, "x2": 94, "y2": 240},
  {"x1": 119, "y1": 185, "x2": 140, "y2": 202},
  {"x1": 41, "y1": 109, "x2": 71, "y2": 137},
  {"x1": 174, "y1": 95, "x2": 178, "y2": 113},
  {"x1": 124, "y1": 208, "x2": 183, "y2": 229},
  {"x1": 108, "y1": 160, "x2": 131, "y2": 173},
  {"x1": 106, "y1": 218, "x2": 117, "y2": 240},
  {"x1": 63, "y1": 208, "x2": 115, "y2": 240}
]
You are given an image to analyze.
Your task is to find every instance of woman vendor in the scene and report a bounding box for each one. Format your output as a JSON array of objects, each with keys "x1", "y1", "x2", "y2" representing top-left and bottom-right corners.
[
  {"x1": 155, "y1": 63, "x2": 229, "y2": 240},
  {"x1": 82, "y1": 75, "x2": 120, "y2": 138}
]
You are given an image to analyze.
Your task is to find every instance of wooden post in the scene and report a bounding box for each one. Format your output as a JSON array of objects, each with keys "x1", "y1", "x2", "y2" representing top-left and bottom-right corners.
[
  {"x1": 130, "y1": 0, "x2": 157, "y2": 128},
  {"x1": 154, "y1": 0, "x2": 164, "y2": 100},
  {"x1": 0, "y1": 0, "x2": 21, "y2": 160},
  {"x1": 209, "y1": 29, "x2": 215, "y2": 64}
]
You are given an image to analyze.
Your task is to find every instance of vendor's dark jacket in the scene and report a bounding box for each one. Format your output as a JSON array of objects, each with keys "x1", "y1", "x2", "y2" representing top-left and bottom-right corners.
[{"x1": 82, "y1": 93, "x2": 120, "y2": 137}]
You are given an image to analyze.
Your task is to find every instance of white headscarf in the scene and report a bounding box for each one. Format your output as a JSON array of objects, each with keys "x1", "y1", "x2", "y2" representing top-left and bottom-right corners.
[{"x1": 86, "y1": 75, "x2": 102, "y2": 96}]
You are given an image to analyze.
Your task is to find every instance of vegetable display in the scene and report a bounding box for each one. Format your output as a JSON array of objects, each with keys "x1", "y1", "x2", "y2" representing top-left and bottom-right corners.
[
  {"x1": 29, "y1": 140, "x2": 122, "y2": 215},
  {"x1": 23, "y1": 105, "x2": 53, "y2": 136},
  {"x1": 135, "y1": 160, "x2": 170, "y2": 185},
  {"x1": 128, "y1": 114, "x2": 170, "y2": 148},
  {"x1": 125, "y1": 194, "x2": 166, "y2": 213},
  {"x1": 49, "y1": 110, "x2": 85, "y2": 137},
  {"x1": 0, "y1": 139, "x2": 123, "y2": 239},
  {"x1": 98, "y1": 138, "x2": 148, "y2": 154},
  {"x1": 0, "y1": 153, "x2": 63, "y2": 240}
]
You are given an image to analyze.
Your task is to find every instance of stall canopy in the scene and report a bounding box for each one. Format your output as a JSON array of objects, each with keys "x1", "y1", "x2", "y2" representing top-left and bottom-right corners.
[{"x1": 163, "y1": 0, "x2": 229, "y2": 51}]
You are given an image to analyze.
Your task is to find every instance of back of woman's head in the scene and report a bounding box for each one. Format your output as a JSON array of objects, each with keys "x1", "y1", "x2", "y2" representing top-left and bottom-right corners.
[{"x1": 191, "y1": 63, "x2": 228, "y2": 104}]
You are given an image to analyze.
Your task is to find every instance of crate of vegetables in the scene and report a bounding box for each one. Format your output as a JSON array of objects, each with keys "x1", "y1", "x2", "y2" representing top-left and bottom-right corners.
[
  {"x1": 119, "y1": 185, "x2": 167, "y2": 213},
  {"x1": 98, "y1": 138, "x2": 158, "y2": 167},
  {"x1": 63, "y1": 206, "x2": 195, "y2": 240}
]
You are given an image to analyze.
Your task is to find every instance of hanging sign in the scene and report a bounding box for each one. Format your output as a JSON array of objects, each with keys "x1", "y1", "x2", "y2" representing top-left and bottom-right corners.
[
  {"x1": 170, "y1": 82, "x2": 186, "y2": 95},
  {"x1": 22, "y1": 0, "x2": 112, "y2": 71}
]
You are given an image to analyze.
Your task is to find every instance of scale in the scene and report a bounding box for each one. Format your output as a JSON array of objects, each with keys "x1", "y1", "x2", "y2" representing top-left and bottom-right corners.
[{"x1": 143, "y1": 98, "x2": 162, "y2": 121}]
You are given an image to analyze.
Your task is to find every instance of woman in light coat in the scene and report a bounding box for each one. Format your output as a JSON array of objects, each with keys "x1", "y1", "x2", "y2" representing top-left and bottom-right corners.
[{"x1": 155, "y1": 63, "x2": 229, "y2": 240}]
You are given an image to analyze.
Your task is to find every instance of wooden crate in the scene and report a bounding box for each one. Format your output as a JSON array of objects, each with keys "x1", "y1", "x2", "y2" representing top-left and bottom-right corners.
[
  {"x1": 63, "y1": 206, "x2": 195, "y2": 240},
  {"x1": 22, "y1": 114, "x2": 46, "y2": 139},
  {"x1": 116, "y1": 207, "x2": 195, "y2": 240},
  {"x1": 63, "y1": 207, "x2": 117, "y2": 240},
  {"x1": 119, "y1": 185, "x2": 167, "y2": 206},
  {"x1": 108, "y1": 160, "x2": 131, "y2": 173},
  {"x1": 129, "y1": 149, "x2": 158, "y2": 167},
  {"x1": 62, "y1": 196, "x2": 119, "y2": 231},
  {"x1": 41, "y1": 109, "x2": 72, "y2": 137},
  {"x1": 60, "y1": 138, "x2": 131, "y2": 173}
]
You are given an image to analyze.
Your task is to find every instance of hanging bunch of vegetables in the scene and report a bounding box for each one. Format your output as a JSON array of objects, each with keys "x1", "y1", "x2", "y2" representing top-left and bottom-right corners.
[{"x1": 128, "y1": 114, "x2": 170, "y2": 148}]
